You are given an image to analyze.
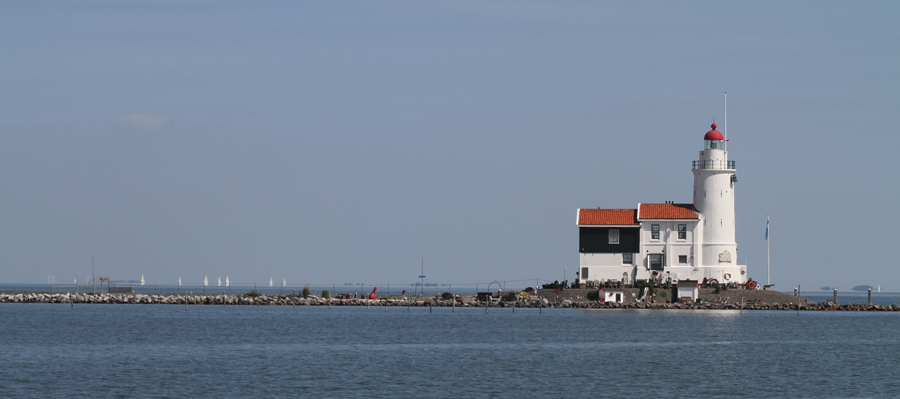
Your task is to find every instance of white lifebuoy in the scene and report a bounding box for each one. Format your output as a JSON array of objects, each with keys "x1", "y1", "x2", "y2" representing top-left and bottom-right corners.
[{"x1": 724, "y1": 273, "x2": 731, "y2": 279}]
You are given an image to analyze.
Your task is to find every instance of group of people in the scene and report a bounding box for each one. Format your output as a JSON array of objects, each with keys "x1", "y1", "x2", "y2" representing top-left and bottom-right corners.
[{"x1": 702, "y1": 277, "x2": 760, "y2": 291}]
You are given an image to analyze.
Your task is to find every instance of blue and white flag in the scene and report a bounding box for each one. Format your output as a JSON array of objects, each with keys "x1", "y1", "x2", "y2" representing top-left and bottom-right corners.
[{"x1": 765, "y1": 215, "x2": 769, "y2": 241}]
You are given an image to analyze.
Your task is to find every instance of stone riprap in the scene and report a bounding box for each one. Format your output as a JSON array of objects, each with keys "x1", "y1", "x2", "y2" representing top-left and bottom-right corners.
[{"x1": 1, "y1": 291, "x2": 896, "y2": 311}]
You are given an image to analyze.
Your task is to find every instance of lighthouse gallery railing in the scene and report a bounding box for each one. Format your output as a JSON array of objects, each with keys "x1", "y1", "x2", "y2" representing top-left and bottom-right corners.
[{"x1": 692, "y1": 160, "x2": 735, "y2": 170}]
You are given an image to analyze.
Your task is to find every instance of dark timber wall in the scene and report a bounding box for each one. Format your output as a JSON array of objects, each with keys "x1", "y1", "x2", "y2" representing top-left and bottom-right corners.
[{"x1": 579, "y1": 227, "x2": 639, "y2": 253}]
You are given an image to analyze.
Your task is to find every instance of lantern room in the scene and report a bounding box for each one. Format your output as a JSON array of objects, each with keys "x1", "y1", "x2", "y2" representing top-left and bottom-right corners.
[{"x1": 704, "y1": 123, "x2": 724, "y2": 150}]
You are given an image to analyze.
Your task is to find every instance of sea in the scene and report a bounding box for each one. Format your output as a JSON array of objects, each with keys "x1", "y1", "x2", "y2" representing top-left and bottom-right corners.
[{"x1": 2, "y1": 301, "x2": 899, "y2": 397}]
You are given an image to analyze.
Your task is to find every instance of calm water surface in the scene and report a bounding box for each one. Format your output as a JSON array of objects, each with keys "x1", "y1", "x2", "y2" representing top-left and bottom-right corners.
[{"x1": 1, "y1": 304, "x2": 898, "y2": 398}]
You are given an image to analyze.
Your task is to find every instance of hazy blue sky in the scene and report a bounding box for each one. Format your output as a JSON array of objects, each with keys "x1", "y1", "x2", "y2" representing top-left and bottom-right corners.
[{"x1": 2, "y1": 1, "x2": 898, "y2": 291}]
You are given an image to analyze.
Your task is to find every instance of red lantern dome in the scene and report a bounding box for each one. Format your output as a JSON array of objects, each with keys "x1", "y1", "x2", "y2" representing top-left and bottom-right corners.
[{"x1": 704, "y1": 123, "x2": 724, "y2": 141}]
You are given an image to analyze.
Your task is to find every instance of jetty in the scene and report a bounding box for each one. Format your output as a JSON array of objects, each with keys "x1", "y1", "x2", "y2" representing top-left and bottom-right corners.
[{"x1": 1, "y1": 289, "x2": 898, "y2": 311}]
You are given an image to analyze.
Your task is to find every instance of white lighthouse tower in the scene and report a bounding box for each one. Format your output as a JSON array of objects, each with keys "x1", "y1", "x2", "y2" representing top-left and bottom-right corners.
[{"x1": 692, "y1": 123, "x2": 744, "y2": 282}]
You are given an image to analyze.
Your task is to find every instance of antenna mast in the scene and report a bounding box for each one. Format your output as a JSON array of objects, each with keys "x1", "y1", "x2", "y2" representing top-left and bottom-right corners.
[{"x1": 724, "y1": 92, "x2": 728, "y2": 153}]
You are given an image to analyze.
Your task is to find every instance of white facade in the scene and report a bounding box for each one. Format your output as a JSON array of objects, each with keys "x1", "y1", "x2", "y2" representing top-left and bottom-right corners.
[{"x1": 577, "y1": 123, "x2": 747, "y2": 285}]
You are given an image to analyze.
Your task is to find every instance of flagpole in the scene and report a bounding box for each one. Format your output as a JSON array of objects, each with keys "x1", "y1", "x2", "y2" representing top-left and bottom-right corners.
[{"x1": 766, "y1": 214, "x2": 770, "y2": 286}]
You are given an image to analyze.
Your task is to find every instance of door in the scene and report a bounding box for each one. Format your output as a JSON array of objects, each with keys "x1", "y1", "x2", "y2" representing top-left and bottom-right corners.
[{"x1": 649, "y1": 254, "x2": 664, "y2": 271}]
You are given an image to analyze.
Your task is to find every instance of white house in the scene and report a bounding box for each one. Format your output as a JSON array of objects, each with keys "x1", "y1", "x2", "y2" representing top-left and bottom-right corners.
[
  {"x1": 601, "y1": 287, "x2": 625, "y2": 303},
  {"x1": 577, "y1": 123, "x2": 747, "y2": 285},
  {"x1": 676, "y1": 280, "x2": 699, "y2": 302}
]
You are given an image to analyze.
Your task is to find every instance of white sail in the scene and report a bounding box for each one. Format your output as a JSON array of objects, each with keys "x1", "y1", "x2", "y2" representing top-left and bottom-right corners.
[
  {"x1": 269, "y1": 278, "x2": 273, "y2": 287},
  {"x1": 140, "y1": 274, "x2": 145, "y2": 286},
  {"x1": 225, "y1": 276, "x2": 230, "y2": 287},
  {"x1": 204, "y1": 276, "x2": 208, "y2": 287},
  {"x1": 282, "y1": 278, "x2": 286, "y2": 287},
  {"x1": 218, "y1": 277, "x2": 221, "y2": 286},
  {"x1": 178, "y1": 277, "x2": 181, "y2": 287},
  {"x1": 75, "y1": 278, "x2": 77, "y2": 284}
]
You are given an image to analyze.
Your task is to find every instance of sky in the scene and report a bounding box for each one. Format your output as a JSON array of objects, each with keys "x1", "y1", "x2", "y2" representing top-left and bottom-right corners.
[{"x1": 2, "y1": 1, "x2": 898, "y2": 291}]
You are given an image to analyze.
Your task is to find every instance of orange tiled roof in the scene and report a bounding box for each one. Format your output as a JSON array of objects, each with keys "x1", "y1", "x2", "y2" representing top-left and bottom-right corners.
[
  {"x1": 577, "y1": 209, "x2": 638, "y2": 225},
  {"x1": 638, "y1": 203, "x2": 698, "y2": 219}
]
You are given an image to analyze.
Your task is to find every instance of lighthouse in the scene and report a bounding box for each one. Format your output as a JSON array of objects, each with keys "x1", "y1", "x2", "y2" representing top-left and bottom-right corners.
[
  {"x1": 692, "y1": 123, "x2": 740, "y2": 279},
  {"x1": 576, "y1": 120, "x2": 747, "y2": 286}
]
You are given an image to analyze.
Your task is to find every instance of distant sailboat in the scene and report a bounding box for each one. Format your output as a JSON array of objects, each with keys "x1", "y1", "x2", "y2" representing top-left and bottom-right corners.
[
  {"x1": 218, "y1": 277, "x2": 221, "y2": 286},
  {"x1": 269, "y1": 278, "x2": 273, "y2": 287},
  {"x1": 178, "y1": 277, "x2": 182, "y2": 288},
  {"x1": 204, "y1": 276, "x2": 208, "y2": 287},
  {"x1": 282, "y1": 278, "x2": 286, "y2": 287},
  {"x1": 225, "y1": 276, "x2": 230, "y2": 287},
  {"x1": 878, "y1": 285, "x2": 881, "y2": 293},
  {"x1": 140, "y1": 274, "x2": 145, "y2": 286}
]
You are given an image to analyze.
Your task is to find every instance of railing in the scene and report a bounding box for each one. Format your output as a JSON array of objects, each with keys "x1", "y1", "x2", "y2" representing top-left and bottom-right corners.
[{"x1": 692, "y1": 160, "x2": 735, "y2": 170}]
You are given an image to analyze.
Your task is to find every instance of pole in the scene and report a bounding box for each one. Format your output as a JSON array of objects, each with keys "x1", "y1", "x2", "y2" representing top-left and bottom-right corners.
[
  {"x1": 767, "y1": 214, "x2": 770, "y2": 286},
  {"x1": 724, "y1": 91, "x2": 727, "y2": 152},
  {"x1": 868, "y1": 288, "x2": 872, "y2": 305},
  {"x1": 91, "y1": 254, "x2": 95, "y2": 294},
  {"x1": 834, "y1": 288, "x2": 837, "y2": 303}
]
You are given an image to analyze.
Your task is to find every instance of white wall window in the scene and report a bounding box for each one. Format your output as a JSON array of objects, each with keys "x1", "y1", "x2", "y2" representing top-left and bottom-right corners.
[
  {"x1": 679, "y1": 255, "x2": 687, "y2": 264},
  {"x1": 623, "y1": 253, "x2": 633, "y2": 264},
  {"x1": 678, "y1": 224, "x2": 686, "y2": 240},
  {"x1": 581, "y1": 267, "x2": 589, "y2": 280},
  {"x1": 609, "y1": 229, "x2": 619, "y2": 244},
  {"x1": 651, "y1": 224, "x2": 659, "y2": 240}
]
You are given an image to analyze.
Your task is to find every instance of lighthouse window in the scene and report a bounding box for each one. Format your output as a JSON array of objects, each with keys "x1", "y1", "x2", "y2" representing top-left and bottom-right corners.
[
  {"x1": 623, "y1": 253, "x2": 633, "y2": 264},
  {"x1": 608, "y1": 229, "x2": 619, "y2": 244},
  {"x1": 679, "y1": 255, "x2": 688, "y2": 264},
  {"x1": 678, "y1": 224, "x2": 686, "y2": 240},
  {"x1": 651, "y1": 224, "x2": 660, "y2": 240},
  {"x1": 710, "y1": 141, "x2": 717, "y2": 149}
]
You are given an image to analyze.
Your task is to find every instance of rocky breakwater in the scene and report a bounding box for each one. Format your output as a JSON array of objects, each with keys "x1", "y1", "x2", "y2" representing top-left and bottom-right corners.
[
  {"x1": 553, "y1": 300, "x2": 900, "y2": 311},
  {"x1": 3, "y1": 292, "x2": 900, "y2": 311},
  {"x1": 0, "y1": 292, "x2": 531, "y2": 307}
]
